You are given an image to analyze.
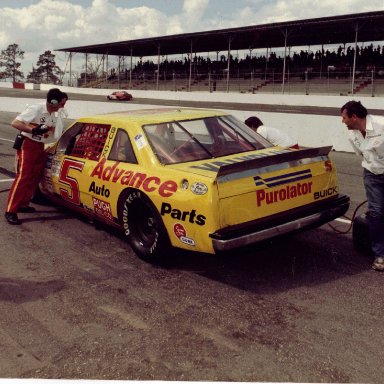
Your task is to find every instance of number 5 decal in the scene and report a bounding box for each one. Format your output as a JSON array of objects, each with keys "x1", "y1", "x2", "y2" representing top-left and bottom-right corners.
[{"x1": 59, "y1": 159, "x2": 85, "y2": 205}]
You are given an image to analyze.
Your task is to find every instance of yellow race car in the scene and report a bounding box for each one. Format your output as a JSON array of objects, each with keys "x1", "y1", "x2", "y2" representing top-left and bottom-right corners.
[{"x1": 40, "y1": 108, "x2": 350, "y2": 263}]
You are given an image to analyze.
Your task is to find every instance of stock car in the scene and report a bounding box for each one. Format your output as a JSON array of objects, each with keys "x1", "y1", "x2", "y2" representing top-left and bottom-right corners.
[
  {"x1": 107, "y1": 91, "x2": 133, "y2": 101},
  {"x1": 39, "y1": 108, "x2": 350, "y2": 263}
]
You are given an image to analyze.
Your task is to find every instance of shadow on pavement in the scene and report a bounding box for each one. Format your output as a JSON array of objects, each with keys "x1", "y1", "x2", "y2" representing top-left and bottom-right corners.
[{"x1": 0, "y1": 278, "x2": 65, "y2": 303}]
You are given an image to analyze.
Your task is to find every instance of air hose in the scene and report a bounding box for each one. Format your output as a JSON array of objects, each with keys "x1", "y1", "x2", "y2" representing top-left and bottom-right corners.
[{"x1": 327, "y1": 199, "x2": 367, "y2": 234}]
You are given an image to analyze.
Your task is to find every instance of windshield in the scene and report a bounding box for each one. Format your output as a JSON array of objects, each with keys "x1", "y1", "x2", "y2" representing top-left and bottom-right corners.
[{"x1": 143, "y1": 114, "x2": 272, "y2": 164}]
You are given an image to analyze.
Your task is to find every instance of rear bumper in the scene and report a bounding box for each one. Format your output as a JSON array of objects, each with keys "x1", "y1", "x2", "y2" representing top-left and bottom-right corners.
[{"x1": 210, "y1": 194, "x2": 350, "y2": 252}]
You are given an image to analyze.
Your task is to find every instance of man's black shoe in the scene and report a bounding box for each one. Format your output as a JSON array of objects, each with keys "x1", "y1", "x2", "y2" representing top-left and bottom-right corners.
[
  {"x1": 18, "y1": 206, "x2": 36, "y2": 213},
  {"x1": 5, "y1": 212, "x2": 21, "y2": 225}
]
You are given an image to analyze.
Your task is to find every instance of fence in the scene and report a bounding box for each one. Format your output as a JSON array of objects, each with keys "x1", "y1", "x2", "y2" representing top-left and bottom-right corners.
[{"x1": 68, "y1": 68, "x2": 384, "y2": 97}]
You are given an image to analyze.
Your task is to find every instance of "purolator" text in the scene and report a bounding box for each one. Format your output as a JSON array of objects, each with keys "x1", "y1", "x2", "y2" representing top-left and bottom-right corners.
[{"x1": 256, "y1": 182, "x2": 313, "y2": 206}]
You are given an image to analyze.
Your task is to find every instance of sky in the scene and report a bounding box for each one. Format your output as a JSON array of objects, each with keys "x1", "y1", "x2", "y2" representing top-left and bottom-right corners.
[{"x1": 0, "y1": 0, "x2": 384, "y2": 78}]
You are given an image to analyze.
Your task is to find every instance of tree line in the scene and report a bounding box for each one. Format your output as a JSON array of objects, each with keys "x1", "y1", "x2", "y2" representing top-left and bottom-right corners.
[{"x1": 0, "y1": 43, "x2": 62, "y2": 84}]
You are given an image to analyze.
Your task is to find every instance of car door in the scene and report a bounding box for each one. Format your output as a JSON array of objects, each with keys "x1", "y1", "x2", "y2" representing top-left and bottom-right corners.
[
  {"x1": 89, "y1": 128, "x2": 139, "y2": 221},
  {"x1": 46, "y1": 122, "x2": 113, "y2": 212}
]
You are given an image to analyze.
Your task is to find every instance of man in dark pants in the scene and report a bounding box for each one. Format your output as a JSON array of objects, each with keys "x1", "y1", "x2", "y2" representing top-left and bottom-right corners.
[
  {"x1": 4, "y1": 88, "x2": 66, "y2": 225},
  {"x1": 341, "y1": 100, "x2": 384, "y2": 271}
]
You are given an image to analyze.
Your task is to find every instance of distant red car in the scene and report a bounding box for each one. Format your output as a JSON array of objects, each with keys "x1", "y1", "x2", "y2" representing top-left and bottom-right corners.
[{"x1": 107, "y1": 91, "x2": 133, "y2": 101}]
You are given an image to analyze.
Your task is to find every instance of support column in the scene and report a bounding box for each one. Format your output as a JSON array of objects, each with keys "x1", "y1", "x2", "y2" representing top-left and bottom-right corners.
[
  {"x1": 85, "y1": 53, "x2": 88, "y2": 85},
  {"x1": 130, "y1": 47, "x2": 133, "y2": 88},
  {"x1": 188, "y1": 41, "x2": 193, "y2": 91},
  {"x1": 351, "y1": 23, "x2": 359, "y2": 94},
  {"x1": 226, "y1": 37, "x2": 232, "y2": 93},
  {"x1": 265, "y1": 47, "x2": 269, "y2": 80},
  {"x1": 157, "y1": 44, "x2": 160, "y2": 90},
  {"x1": 118, "y1": 55, "x2": 121, "y2": 88},
  {"x1": 282, "y1": 28, "x2": 288, "y2": 94},
  {"x1": 69, "y1": 52, "x2": 72, "y2": 87},
  {"x1": 105, "y1": 54, "x2": 109, "y2": 83}
]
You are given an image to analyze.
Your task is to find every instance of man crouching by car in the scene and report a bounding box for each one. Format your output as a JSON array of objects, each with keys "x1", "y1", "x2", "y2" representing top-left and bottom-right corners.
[{"x1": 4, "y1": 88, "x2": 67, "y2": 225}]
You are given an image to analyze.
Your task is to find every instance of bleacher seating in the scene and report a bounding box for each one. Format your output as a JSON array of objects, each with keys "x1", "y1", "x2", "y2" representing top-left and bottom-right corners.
[{"x1": 78, "y1": 43, "x2": 384, "y2": 96}]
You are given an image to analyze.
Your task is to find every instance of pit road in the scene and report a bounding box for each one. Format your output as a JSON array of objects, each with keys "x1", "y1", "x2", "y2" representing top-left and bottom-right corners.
[{"x1": 0, "y1": 100, "x2": 382, "y2": 382}]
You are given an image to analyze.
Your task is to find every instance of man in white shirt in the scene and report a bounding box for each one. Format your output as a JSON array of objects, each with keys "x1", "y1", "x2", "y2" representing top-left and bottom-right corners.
[
  {"x1": 341, "y1": 100, "x2": 384, "y2": 271},
  {"x1": 244, "y1": 116, "x2": 299, "y2": 149},
  {"x1": 5, "y1": 88, "x2": 66, "y2": 225}
]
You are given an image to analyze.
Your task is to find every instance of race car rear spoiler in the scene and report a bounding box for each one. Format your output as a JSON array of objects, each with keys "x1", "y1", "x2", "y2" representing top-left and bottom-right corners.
[{"x1": 216, "y1": 146, "x2": 333, "y2": 183}]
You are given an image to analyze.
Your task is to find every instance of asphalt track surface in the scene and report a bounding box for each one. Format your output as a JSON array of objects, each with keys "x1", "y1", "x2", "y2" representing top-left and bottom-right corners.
[{"x1": 0, "y1": 91, "x2": 383, "y2": 383}]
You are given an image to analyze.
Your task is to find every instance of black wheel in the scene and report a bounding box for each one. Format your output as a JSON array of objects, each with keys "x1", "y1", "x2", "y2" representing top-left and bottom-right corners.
[
  {"x1": 119, "y1": 190, "x2": 171, "y2": 264},
  {"x1": 352, "y1": 213, "x2": 373, "y2": 256}
]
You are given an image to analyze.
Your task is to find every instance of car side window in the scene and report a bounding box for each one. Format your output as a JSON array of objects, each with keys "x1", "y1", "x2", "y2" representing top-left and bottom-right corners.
[
  {"x1": 108, "y1": 129, "x2": 138, "y2": 163},
  {"x1": 64, "y1": 123, "x2": 110, "y2": 161}
]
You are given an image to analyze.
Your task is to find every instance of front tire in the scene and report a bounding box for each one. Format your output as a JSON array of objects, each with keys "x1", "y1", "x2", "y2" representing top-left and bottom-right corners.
[
  {"x1": 119, "y1": 190, "x2": 171, "y2": 264},
  {"x1": 30, "y1": 185, "x2": 47, "y2": 204}
]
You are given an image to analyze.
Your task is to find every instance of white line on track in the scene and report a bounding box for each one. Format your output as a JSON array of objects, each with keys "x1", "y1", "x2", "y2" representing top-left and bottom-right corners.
[
  {"x1": 334, "y1": 217, "x2": 351, "y2": 224},
  {"x1": 0, "y1": 137, "x2": 13, "y2": 142},
  {"x1": 276, "y1": 108, "x2": 303, "y2": 113},
  {"x1": 0, "y1": 179, "x2": 14, "y2": 183}
]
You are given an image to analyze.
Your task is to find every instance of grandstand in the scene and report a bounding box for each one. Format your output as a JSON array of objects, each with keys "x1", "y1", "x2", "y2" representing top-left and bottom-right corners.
[
  {"x1": 56, "y1": 11, "x2": 384, "y2": 96},
  {"x1": 76, "y1": 61, "x2": 384, "y2": 97}
]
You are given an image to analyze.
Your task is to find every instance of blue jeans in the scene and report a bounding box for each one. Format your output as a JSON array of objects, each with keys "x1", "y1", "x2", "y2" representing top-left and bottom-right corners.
[{"x1": 363, "y1": 168, "x2": 384, "y2": 257}]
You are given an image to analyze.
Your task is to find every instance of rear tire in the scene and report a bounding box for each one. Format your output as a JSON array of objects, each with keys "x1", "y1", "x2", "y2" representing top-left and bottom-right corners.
[{"x1": 119, "y1": 190, "x2": 172, "y2": 264}]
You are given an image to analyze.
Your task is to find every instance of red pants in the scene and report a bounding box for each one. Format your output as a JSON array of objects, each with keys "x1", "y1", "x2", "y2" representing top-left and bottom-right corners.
[{"x1": 6, "y1": 137, "x2": 46, "y2": 213}]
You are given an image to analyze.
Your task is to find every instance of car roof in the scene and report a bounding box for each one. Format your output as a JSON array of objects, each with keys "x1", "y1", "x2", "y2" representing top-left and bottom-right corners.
[{"x1": 77, "y1": 108, "x2": 227, "y2": 126}]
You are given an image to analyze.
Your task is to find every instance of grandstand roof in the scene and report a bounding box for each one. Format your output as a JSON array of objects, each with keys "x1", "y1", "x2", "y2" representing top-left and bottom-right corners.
[{"x1": 56, "y1": 11, "x2": 384, "y2": 58}]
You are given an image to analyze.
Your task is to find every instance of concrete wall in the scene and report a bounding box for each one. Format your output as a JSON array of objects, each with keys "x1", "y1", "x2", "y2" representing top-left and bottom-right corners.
[{"x1": 3, "y1": 81, "x2": 382, "y2": 152}]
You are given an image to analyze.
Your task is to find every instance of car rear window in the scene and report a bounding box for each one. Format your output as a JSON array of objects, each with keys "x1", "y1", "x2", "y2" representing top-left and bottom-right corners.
[{"x1": 143, "y1": 115, "x2": 271, "y2": 164}]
